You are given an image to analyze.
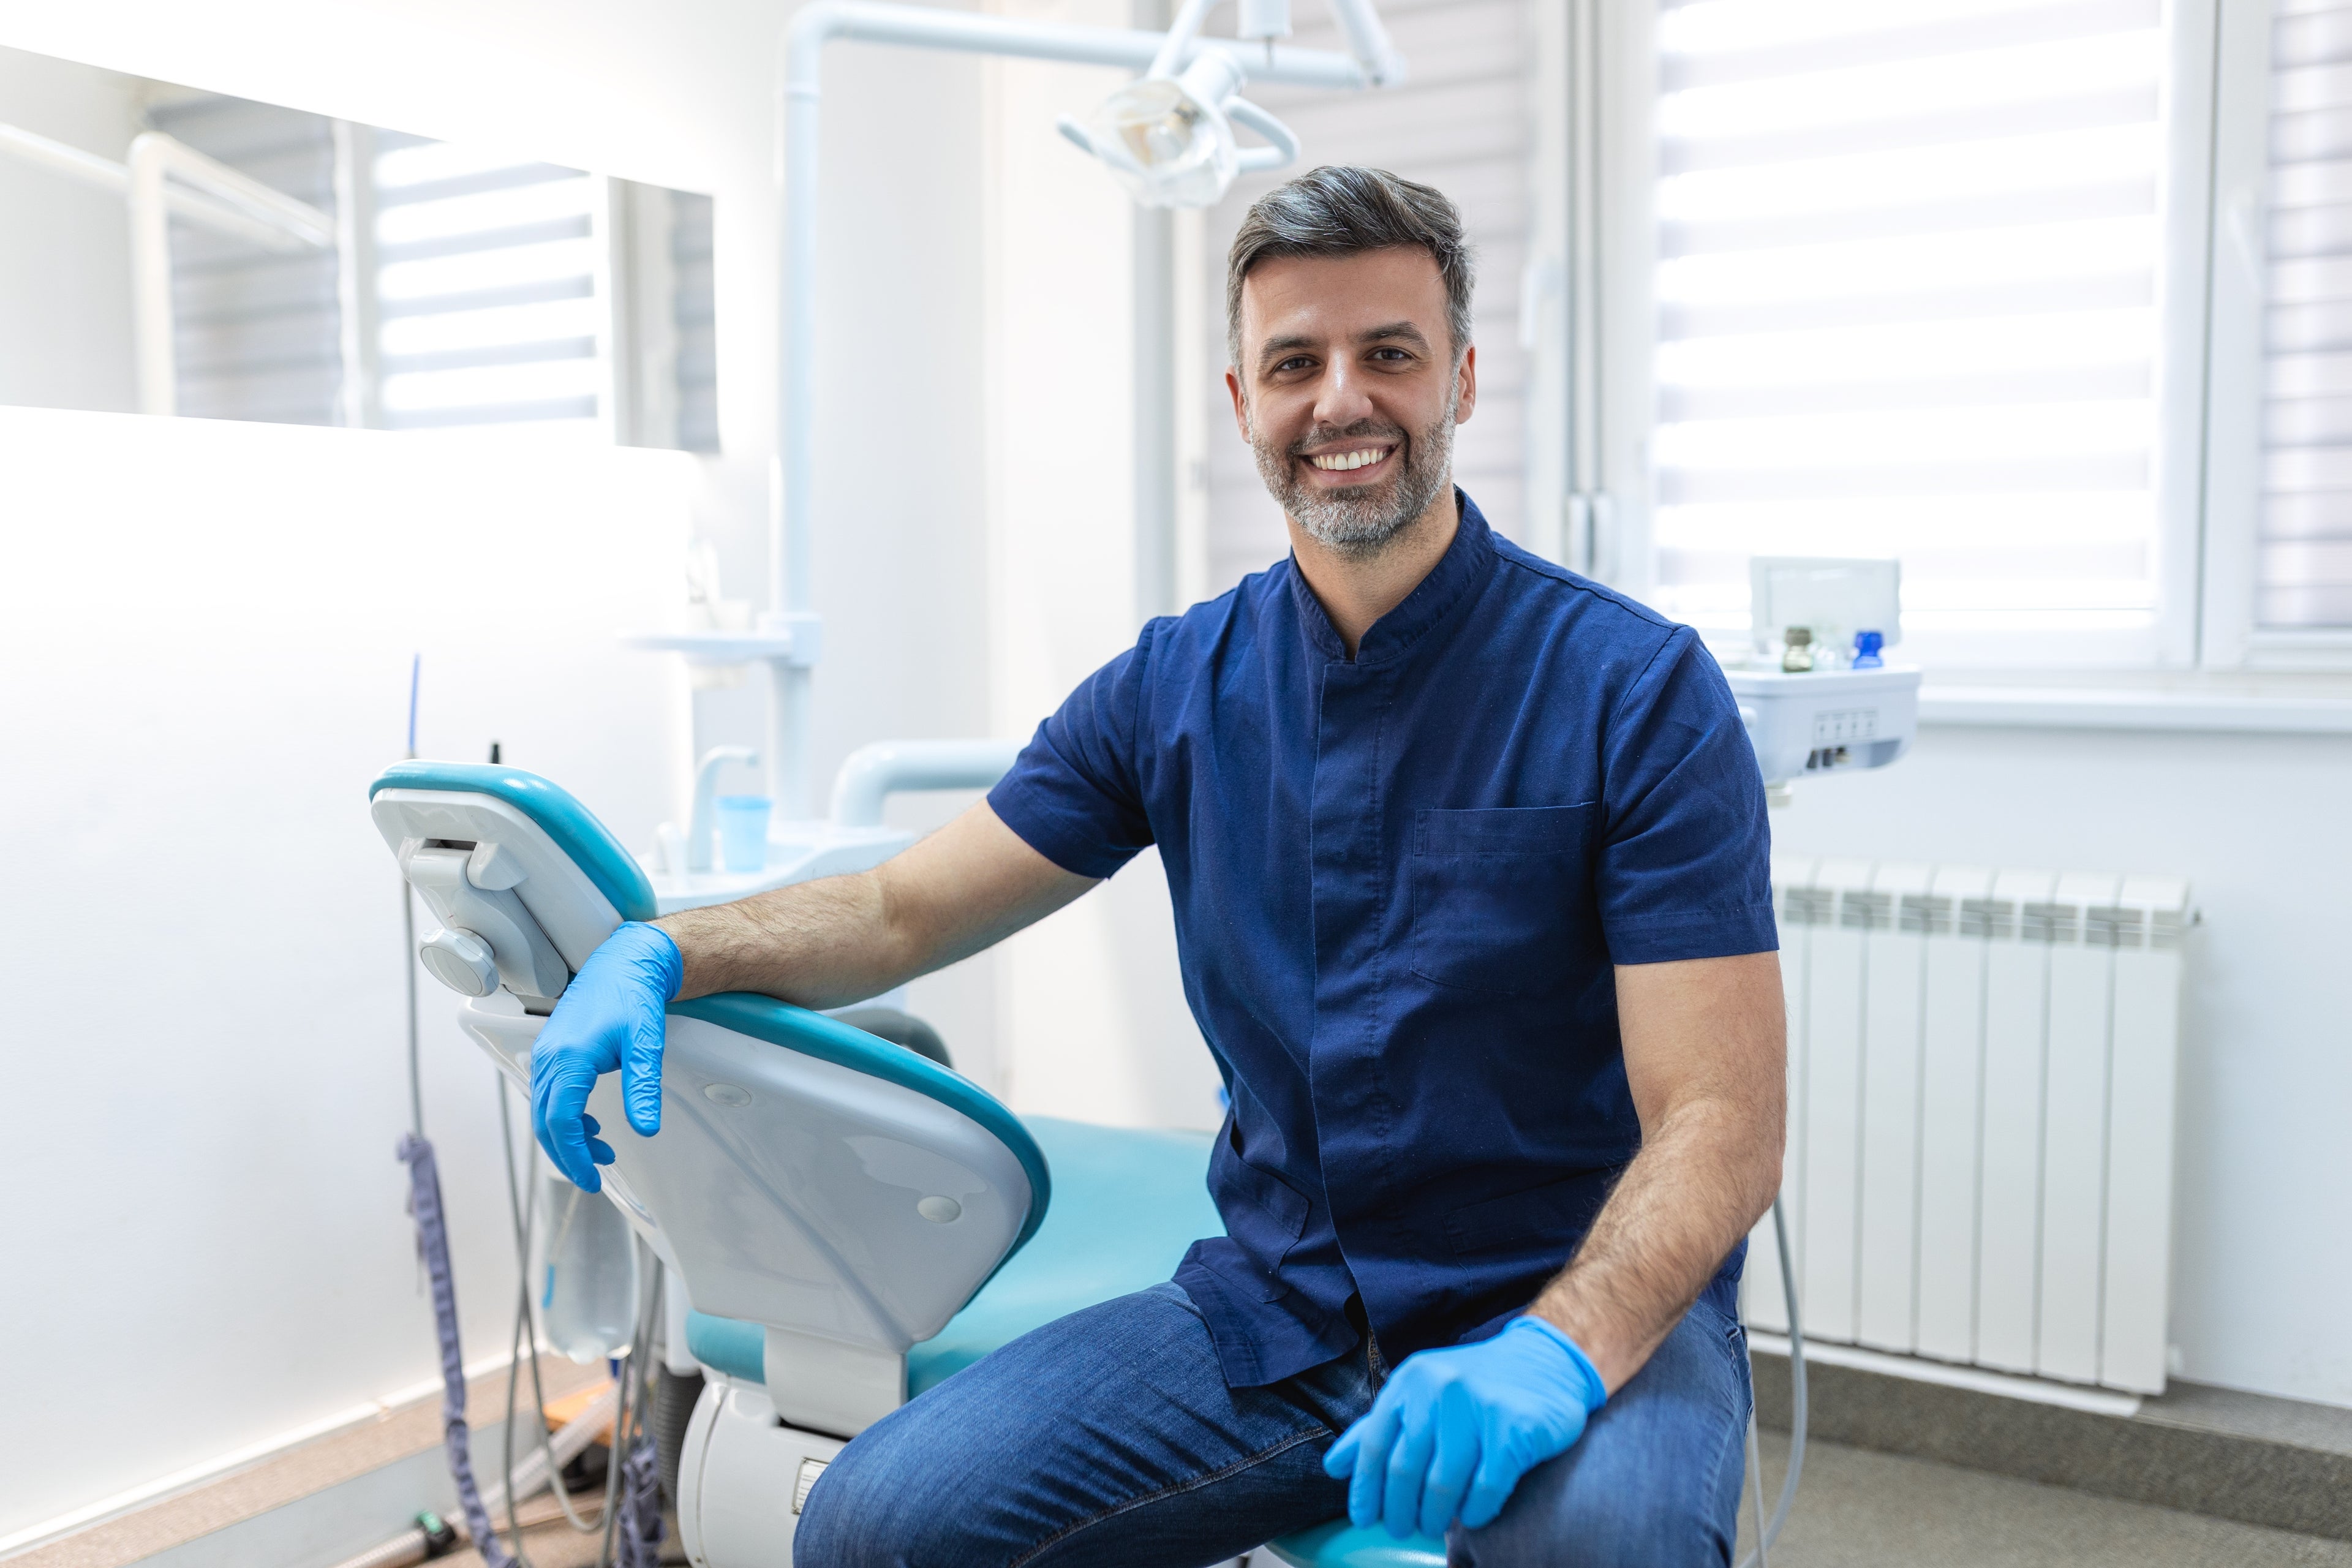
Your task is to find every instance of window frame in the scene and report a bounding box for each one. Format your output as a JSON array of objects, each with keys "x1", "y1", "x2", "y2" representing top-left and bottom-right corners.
[
  {"x1": 2200, "y1": 0, "x2": 2352, "y2": 668},
  {"x1": 1566, "y1": 0, "x2": 2352, "y2": 674}
]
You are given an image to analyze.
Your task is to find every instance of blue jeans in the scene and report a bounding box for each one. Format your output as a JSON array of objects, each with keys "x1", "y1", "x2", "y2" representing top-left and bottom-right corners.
[{"x1": 795, "y1": 1280, "x2": 1753, "y2": 1568}]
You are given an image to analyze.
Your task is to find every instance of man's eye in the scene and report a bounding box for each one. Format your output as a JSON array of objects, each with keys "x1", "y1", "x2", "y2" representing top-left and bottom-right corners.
[
  {"x1": 1372, "y1": 347, "x2": 1411, "y2": 362},
  {"x1": 1275, "y1": 356, "x2": 1314, "y2": 373}
]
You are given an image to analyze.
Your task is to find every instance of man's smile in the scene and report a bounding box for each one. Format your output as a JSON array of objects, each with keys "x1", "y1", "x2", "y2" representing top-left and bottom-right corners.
[{"x1": 1302, "y1": 442, "x2": 1397, "y2": 478}]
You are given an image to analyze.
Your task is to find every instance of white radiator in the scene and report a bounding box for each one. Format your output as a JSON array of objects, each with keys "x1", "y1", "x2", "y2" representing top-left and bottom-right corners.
[{"x1": 1745, "y1": 858, "x2": 2193, "y2": 1395}]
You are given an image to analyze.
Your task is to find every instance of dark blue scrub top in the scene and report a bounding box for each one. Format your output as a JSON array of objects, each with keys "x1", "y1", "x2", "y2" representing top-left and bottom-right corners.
[{"x1": 988, "y1": 494, "x2": 1776, "y2": 1387}]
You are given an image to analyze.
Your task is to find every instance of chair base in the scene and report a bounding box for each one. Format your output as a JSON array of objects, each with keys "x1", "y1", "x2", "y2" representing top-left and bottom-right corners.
[{"x1": 678, "y1": 1375, "x2": 845, "y2": 1567}]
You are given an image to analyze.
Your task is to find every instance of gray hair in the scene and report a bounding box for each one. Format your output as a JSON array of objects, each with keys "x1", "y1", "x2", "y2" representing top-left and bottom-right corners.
[{"x1": 1224, "y1": 165, "x2": 1476, "y2": 369}]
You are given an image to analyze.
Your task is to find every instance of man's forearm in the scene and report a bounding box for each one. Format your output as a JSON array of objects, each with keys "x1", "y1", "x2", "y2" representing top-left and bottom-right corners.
[
  {"x1": 656, "y1": 870, "x2": 914, "y2": 1008},
  {"x1": 1526, "y1": 1095, "x2": 1780, "y2": 1392},
  {"x1": 649, "y1": 801, "x2": 1098, "y2": 1009}
]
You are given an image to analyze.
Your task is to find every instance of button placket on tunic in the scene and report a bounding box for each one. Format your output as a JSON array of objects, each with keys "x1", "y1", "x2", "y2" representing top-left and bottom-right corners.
[{"x1": 989, "y1": 494, "x2": 1779, "y2": 1388}]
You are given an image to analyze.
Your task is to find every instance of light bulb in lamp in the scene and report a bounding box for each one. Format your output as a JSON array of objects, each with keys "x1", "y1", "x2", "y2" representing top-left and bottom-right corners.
[{"x1": 1059, "y1": 53, "x2": 1298, "y2": 211}]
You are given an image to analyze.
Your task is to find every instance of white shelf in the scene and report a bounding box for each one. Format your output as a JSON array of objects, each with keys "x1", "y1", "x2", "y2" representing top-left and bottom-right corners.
[{"x1": 625, "y1": 630, "x2": 811, "y2": 665}]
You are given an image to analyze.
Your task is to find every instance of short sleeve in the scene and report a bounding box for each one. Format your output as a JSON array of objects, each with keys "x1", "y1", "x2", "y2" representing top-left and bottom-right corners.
[
  {"x1": 1595, "y1": 629, "x2": 1778, "y2": 964},
  {"x1": 986, "y1": 625, "x2": 1161, "y2": 880}
]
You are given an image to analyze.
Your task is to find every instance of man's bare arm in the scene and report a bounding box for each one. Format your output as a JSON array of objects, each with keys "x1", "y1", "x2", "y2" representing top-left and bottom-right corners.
[
  {"x1": 654, "y1": 801, "x2": 1096, "y2": 1008},
  {"x1": 1525, "y1": 950, "x2": 1786, "y2": 1392}
]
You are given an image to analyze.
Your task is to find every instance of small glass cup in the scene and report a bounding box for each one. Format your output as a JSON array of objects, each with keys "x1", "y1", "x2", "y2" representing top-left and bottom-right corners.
[{"x1": 717, "y1": 794, "x2": 772, "y2": 873}]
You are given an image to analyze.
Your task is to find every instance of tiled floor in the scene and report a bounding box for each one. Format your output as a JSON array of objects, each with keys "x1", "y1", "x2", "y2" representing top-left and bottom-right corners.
[
  {"x1": 458, "y1": 1432, "x2": 2352, "y2": 1568},
  {"x1": 1735, "y1": 1431, "x2": 2352, "y2": 1568}
]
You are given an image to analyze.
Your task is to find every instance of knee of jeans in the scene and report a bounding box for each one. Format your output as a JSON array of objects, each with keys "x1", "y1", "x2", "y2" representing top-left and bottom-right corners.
[
  {"x1": 1452, "y1": 1454, "x2": 1734, "y2": 1568},
  {"x1": 792, "y1": 1433, "x2": 938, "y2": 1568}
]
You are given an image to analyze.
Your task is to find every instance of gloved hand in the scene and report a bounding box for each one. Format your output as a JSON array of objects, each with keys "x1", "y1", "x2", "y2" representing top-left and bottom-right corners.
[
  {"x1": 529, "y1": 922, "x2": 682, "y2": 1193},
  {"x1": 1324, "y1": 1316, "x2": 1608, "y2": 1540}
]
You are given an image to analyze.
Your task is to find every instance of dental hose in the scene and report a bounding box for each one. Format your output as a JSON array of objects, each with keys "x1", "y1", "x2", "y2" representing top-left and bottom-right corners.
[
  {"x1": 396, "y1": 1134, "x2": 519, "y2": 1568},
  {"x1": 1733, "y1": 1197, "x2": 1807, "y2": 1568}
]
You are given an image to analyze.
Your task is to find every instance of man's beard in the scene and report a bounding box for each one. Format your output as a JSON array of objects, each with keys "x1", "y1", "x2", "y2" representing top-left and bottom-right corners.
[{"x1": 1251, "y1": 388, "x2": 1458, "y2": 557}]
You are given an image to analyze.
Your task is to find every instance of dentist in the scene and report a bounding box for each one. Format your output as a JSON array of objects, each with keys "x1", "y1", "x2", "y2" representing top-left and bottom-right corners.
[{"x1": 532, "y1": 165, "x2": 1784, "y2": 1566}]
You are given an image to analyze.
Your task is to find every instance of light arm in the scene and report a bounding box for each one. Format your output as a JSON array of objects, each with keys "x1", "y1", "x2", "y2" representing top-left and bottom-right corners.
[
  {"x1": 657, "y1": 799, "x2": 1096, "y2": 1008},
  {"x1": 1525, "y1": 950, "x2": 1788, "y2": 1390}
]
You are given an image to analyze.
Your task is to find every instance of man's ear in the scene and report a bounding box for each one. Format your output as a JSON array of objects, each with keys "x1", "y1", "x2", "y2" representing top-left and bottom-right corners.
[
  {"x1": 1225, "y1": 366, "x2": 1251, "y2": 442},
  {"x1": 1453, "y1": 344, "x2": 1479, "y2": 424}
]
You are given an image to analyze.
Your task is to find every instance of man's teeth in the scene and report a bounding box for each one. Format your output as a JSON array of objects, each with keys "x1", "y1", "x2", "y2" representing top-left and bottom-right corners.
[{"x1": 1310, "y1": 447, "x2": 1392, "y2": 472}]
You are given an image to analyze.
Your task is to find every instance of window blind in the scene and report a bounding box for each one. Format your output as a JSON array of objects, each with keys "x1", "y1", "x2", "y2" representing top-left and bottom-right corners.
[
  {"x1": 148, "y1": 92, "x2": 343, "y2": 426},
  {"x1": 2263, "y1": 0, "x2": 2352, "y2": 628},
  {"x1": 1648, "y1": 0, "x2": 2171, "y2": 646},
  {"x1": 372, "y1": 133, "x2": 605, "y2": 431}
]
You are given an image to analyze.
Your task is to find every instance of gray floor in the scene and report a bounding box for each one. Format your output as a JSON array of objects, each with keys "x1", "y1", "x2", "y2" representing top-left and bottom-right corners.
[{"x1": 1735, "y1": 1431, "x2": 2352, "y2": 1567}]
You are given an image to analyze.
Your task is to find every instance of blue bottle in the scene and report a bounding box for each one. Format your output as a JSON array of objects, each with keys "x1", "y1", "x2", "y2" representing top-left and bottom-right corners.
[{"x1": 1852, "y1": 630, "x2": 1885, "y2": 669}]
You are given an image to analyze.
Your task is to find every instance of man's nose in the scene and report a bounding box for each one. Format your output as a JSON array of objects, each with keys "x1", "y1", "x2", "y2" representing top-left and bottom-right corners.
[{"x1": 1313, "y1": 356, "x2": 1379, "y2": 429}]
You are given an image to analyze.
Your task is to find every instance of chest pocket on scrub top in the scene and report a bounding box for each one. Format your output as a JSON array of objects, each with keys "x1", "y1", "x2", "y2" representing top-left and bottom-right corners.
[{"x1": 1408, "y1": 804, "x2": 1595, "y2": 995}]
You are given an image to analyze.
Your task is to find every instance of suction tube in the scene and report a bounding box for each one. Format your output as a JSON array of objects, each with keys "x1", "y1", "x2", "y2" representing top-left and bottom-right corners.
[{"x1": 1735, "y1": 1197, "x2": 1807, "y2": 1568}]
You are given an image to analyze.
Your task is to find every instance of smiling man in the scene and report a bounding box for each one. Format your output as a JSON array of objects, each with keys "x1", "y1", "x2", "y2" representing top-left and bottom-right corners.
[{"x1": 529, "y1": 166, "x2": 1784, "y2": 1566}]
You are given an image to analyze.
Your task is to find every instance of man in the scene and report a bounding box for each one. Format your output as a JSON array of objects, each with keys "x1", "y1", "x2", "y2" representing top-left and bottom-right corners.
[{"x1": 532, "y1": 165, "x2": 1784, "y2": 1566}]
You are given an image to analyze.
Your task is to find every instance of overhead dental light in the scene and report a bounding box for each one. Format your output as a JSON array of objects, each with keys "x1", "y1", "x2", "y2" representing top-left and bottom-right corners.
[{"x1": 1056, "y1": 0, "x2": 1316, "y2": 208}]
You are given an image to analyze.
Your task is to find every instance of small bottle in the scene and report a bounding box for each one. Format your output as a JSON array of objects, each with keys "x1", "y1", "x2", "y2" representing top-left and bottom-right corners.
[
  {"x1": 1781, "y1": 626, "x2": 1815, "y2": 673},
  {"x1": 1852, "y1": 630, "x2": 1885, "y2": 669}
]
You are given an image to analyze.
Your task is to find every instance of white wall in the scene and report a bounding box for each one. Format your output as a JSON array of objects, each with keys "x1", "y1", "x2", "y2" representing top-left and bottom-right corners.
[
  {"x1": 0, "y1": 0, "x2": 1009, "y2": 1535},
  {"x1": 979, "y1": 0, "x2": 1224, "y2": 1133},
  {"x1": 1770, "y1": 720, "x2": 2352, "y2": 1409}
]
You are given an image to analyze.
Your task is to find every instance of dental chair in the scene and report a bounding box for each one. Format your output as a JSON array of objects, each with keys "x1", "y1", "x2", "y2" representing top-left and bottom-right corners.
[{"x1": 371, "y1": 761, "x2": 1442, "y2": 1567}]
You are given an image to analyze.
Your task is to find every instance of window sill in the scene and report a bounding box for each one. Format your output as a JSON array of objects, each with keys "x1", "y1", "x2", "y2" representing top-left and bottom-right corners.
[{"x1": 1920, "y1": 685, "x2": 2352, "y2": 734}]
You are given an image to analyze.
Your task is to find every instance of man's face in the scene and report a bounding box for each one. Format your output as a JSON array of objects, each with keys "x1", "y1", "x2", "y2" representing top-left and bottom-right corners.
[{"x1": 1227, "y1": 247, "x2": 1477, "y2": 556}]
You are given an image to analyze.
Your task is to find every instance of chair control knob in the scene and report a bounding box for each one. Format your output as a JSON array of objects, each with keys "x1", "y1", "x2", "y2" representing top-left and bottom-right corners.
[{"x1": 419, "y1": 927, "x2": 499, "y2": 997}]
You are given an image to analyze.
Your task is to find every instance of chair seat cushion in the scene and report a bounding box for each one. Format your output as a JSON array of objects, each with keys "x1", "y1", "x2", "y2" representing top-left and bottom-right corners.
[
  {"x1": 685, "y1": 1115, "x2": 1223, "y2": 1394},
  {"x1": 1262, "y1": 1521, "x2": 1449, "y2": 1566}
]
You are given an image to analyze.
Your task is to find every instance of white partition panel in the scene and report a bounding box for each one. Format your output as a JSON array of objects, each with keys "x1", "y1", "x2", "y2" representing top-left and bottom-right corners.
[
  {"x1": 1914, "y1": 864, "x2": 1994, "y2": 1363},
  {"x1": 1975, "y1": 868, "x2": 2057, "y2": 1374},
  {"x1": 1857, "y1": 862, "x2": 1931, "y2": 1352},
  {"x1": 2038, "y1": 872, "x2": 2123, "y2": 1384},
  {"x1": 2101, "y1": 876, "x2": 2190, "y2": 1392},
  {"x1": 1801, "y1": 860, "x2": 1873, "y2": 1343},
  {"x1": 1, "y1": 405, "x2": 693, "y2": 1540}
]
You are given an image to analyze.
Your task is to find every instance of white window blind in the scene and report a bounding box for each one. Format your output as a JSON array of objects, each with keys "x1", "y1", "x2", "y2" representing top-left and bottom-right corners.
[
  {"x1": 372, "y1": 134, "x2": 605, "y2": 431},
  {"x1": 2262, "y1": 0, "x2": 2352, "y2": 628},
  {"x1": 148, "y1": 92, "x2": 343, "y2": 426},
  {"x1": 1647, "y1": 0, "x2": 2172, "y2": 650}
]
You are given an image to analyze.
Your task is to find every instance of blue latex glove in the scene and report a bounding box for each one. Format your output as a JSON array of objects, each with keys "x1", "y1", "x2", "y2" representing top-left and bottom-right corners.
[
  {"x1": 529, "y1": 922, "x2": 682, "y2": 1193},
  {"x1": 1324, "y1": 1316, "x2": 1608, "y2": 1540}
]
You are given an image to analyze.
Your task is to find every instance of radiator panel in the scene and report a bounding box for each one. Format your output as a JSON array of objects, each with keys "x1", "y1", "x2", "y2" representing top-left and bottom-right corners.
[
  {"x1": 1856, "y1": 862, "x2": 1930, "y2": 1352},
  {"x1": 2101, "y1": 878, "x2": 2188, "y2": 1393},
  {"x1": 1975, "y1": 870, "x2": 2052, "y2": 1376},
  {"x1": 1913, "y1": 863, "x2": 1992, "y2": 1363},
  {"x1": 2038, "y1": 871, "x2": 2120, "y2": 1385},
  {"x1": 1751, "y1": 860, "x2": 2189, "y2": 1397},
  {"x1": 1799, "y1": 862, "x2": 1871, "y2": 1344}
]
